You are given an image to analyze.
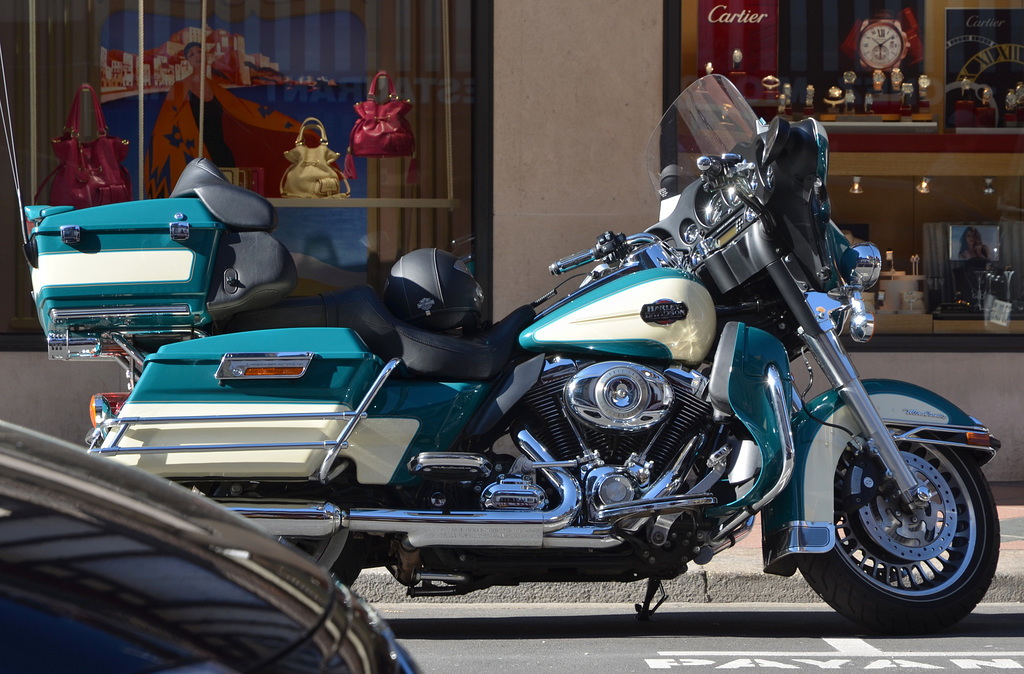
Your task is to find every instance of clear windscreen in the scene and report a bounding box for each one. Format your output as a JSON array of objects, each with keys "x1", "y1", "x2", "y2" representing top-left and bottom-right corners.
[{"x1": 644, "y1": 74, "x2": 761, "y2": 200}]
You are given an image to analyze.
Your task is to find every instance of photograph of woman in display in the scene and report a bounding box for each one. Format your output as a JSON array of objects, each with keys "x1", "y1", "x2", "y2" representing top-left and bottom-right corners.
[{"x1": 951, "y1": 224, "x2": 998, "y2": 261}]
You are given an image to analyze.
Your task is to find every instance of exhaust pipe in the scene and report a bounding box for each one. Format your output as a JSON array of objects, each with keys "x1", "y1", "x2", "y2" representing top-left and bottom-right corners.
[
  {"x1": 344, "y1": 427, "x2": 581, "y2": 547},
  {"x1": 229, "y1": 501, "x2": 344, "y2": 538},
  {"x1": 230, "y1": 427, "x2": 582, "y2": 548}
]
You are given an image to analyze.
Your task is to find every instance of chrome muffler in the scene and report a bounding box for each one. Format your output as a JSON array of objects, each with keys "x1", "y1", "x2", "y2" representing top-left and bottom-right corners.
[
  {"x1": 229, "y1": 501, "x2": 344, "y2": 538},
  {"x1": 230, "y1": 427, "x2": 583, "y2": 548}
]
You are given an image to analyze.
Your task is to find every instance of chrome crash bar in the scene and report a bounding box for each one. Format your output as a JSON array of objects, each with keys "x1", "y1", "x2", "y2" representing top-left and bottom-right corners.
[{"x1": 91, "y1": 358, "x2": 401, "y2": 483}]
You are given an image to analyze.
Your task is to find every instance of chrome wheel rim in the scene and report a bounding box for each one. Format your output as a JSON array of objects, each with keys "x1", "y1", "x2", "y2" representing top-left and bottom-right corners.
[{"x1": 835, "y1": 445, "x2": 977, "y2": 597}]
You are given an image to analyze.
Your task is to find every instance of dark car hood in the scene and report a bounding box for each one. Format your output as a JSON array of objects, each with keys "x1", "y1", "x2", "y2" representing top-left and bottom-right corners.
[{"x1": 0, "y1": 421, "x2": 344, "y2": 672}]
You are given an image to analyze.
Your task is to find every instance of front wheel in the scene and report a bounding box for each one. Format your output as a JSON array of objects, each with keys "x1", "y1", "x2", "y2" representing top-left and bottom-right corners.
[{"x1": 797, "y1": 441, "x2": 1000, "y2": 634}]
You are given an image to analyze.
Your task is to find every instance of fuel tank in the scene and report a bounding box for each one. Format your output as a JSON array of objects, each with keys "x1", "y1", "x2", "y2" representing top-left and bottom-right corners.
[{"x1": 519, "y1": 267, "x2": 716, "y2": 365}]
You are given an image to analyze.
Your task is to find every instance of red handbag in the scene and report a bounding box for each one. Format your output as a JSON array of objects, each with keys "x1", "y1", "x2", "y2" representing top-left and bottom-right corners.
[
  {"x1": 343, "y1": 71, "x2": 417, "y2": 182},
  {"x1": 36, "y1": 83, "x2": 132, "y2": 208}
]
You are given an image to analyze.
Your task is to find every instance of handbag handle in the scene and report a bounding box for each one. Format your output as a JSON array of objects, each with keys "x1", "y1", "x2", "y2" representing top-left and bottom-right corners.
[
  {"x1": 366, "y1": 71, "x2": 398, "y2": 100},
  {"x1": 64, "y1": 83, "x2": 109, "y2": 138},
  {"x1": 294, "y1": 117, "x2": 329, "y2": 145}
]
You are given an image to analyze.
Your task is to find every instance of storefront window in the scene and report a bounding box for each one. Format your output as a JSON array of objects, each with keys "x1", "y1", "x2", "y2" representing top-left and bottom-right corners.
[
  {"x1": 0, "y1": 0, "x2": 478, "y2": 334},
  {"x1": 678, "y1": 0, "x2": 1024, "y2": 337}
]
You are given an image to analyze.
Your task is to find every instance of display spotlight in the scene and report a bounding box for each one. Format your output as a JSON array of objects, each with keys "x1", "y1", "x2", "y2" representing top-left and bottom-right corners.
[
  {"x1": 916, "y1": 176, "x2": 930, "y2": 194},
  {"x1": 850, "y1": 176, "x2": 863, "y2": 194}
]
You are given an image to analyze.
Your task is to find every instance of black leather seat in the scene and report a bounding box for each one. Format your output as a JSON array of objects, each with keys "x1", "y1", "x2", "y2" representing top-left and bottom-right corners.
[
  {"x1": 170, "y1": 158, "x2": 277, "y2": 232},
  {"x1": 223, "y1": 285, "x2": 536, "y2": 381}
]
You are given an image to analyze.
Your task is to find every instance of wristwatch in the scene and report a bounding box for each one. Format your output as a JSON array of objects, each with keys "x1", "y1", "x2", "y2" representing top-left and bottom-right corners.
[
  {"x1": 872, "y1": 69, "x2": 885, "y2": 92},
  {"x1": 841, "y1": 8, "x2": 922, "y2": 71},
  {"x1": 891, "y1": 68, "x2": 904, "y2": 91}
]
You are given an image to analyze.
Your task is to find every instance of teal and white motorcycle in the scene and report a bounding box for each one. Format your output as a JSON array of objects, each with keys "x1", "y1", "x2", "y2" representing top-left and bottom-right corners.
[{"x1": 24, "y1": 75, "x2": 1000, "y2": 633}]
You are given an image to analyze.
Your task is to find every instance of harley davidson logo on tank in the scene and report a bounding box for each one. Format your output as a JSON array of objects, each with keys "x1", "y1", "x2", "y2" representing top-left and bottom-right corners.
[{"x1": 697, "y1": 0, "x2": 778, "y2": 100}]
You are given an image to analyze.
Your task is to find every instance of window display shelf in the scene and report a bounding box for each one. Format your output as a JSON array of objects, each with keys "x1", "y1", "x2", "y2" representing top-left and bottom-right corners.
[
  {"x1": 270, "y1": 198, "x2": 459, "y2": 209},
  {"x1": 830, "y1": 151, "x2": 1022, "y2": 177},
  {"x1": 822, "y1": 121, "x2": 938, "y2": 134},
  {"x1": 868, "y1": 313, "x2": 1023, "y2": 335},
  {"x1": 829, "y1": 132, "x2": 1024, "y2": 156}
]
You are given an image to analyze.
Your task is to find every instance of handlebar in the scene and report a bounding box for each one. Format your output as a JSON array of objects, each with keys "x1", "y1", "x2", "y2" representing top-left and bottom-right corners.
[
  {"x1": 697, "y1": 153, "x2": 756, "y2": 192},
  {"x1": 549, "y1": 232, "x2": 660, "y2": 276},
  {"x1": 549, "y1": 248, "x2": 596, "y2": 276}
]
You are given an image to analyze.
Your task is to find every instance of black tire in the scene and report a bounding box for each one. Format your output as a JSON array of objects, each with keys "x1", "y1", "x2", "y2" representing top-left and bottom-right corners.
[{"x1": 797, "y1": 440, "x2": 1000, "y2": 634}]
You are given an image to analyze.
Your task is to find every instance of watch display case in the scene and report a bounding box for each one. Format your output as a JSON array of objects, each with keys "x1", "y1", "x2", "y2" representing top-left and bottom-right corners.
[{"x1": 688, "y1": 0, "x2": 1024, "y2": 335}]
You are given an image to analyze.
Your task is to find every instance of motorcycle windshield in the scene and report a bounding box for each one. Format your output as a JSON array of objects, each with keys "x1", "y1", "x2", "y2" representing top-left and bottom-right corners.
[{"x1": 644, "y1": 74, "x2": 761, "y2": 200}]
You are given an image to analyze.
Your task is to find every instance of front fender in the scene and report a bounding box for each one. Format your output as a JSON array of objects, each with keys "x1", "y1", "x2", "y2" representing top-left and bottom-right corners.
[{"x1": 760, "y1": 379, "x2": 996, "y2": 575}]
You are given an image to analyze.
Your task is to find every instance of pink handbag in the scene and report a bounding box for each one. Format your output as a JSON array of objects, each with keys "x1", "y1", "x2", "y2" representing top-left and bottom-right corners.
[
  {"x1": 37, "y1": 84, "x2": 132, "y2": 208},
  {"x1": 344, "y1": 71, "x2": 418, "y2": 182}
]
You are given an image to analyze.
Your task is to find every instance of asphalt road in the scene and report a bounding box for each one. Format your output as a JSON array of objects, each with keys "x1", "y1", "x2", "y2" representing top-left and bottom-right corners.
[{"x1": 379, "y1": 602, "x2": 1024, "y2": 673}]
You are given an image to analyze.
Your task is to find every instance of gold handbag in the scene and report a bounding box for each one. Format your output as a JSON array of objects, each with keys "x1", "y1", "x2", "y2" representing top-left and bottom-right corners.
[{"x1": 279, "y1": 117, "x2": 351, "y2": 198}]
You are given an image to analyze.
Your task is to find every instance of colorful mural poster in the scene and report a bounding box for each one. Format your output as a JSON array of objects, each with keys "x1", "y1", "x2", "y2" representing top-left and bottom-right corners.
[
  {"x1": 99, "y1": 6, "x2": 371, "y2": 292},
  {"x1": 944, "y1": 8, "x2": 1024, "y2": 130}
]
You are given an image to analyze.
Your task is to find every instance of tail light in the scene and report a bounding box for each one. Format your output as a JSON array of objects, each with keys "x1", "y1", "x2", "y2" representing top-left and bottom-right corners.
[{"x1": 90, "y1": 393, "x2": 129, "y2": 427}]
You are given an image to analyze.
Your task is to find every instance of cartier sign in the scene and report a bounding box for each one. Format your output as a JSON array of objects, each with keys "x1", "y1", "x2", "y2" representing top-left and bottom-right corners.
[
  {"x1": 707, "y1": 5, "x2": 769, "y2": 24},
  {"x1": 697, "y1": 0, "x2": 777, "y2": 99}
]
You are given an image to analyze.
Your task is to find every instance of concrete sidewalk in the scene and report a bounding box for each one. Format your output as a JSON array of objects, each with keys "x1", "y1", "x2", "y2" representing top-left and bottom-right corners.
[{"x1": 351, "y1": 482, "x2": 1024, "y2": 605}]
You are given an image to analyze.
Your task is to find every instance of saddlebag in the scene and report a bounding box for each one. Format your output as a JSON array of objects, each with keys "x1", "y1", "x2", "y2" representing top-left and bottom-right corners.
[{"x1": 95, "y1": 327, "x2": 491, "y2": 484}]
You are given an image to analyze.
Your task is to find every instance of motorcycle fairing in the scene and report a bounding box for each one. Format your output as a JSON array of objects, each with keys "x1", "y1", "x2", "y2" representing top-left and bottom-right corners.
[
  {"x1": 519, "y1": 267, "x2": 716, "y2": 365},
  {"x1": 760, "y1": 379, "x2": 995, "y2": 575},
  {"x1": 705, "y1": 322, "x2": 795, "y2": 520},
  {"x1": 96, "y1": 328, "x2": 492, "y2": 485}
]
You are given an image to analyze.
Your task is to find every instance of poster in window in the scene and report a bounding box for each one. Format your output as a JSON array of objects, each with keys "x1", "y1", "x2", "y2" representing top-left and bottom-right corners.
[
  {"x1": 99, "y1": 7, "x2": 371, "y2": 293},
  {"x1": 949, "y1": 224, "x2": 999, "y2": 262},
  {"x1": 944, "y1": 9, "x2": 1024, "y2": 130},
  {"x1": 697, "y1": 1, "x2": 778, "y2": 100},
  {"x1": 777, "y1": 2, "x2": 925, "y2": 116}
]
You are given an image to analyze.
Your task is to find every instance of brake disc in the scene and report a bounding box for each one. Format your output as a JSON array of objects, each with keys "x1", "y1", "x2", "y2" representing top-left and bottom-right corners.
[{"x1": 854, "y1": 452, "x2": 957, "y2": 561}]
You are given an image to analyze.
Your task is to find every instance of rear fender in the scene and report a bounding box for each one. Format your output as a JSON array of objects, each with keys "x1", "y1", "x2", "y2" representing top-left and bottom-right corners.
[{"x1": 761, "y1": 379, "x2": 997, "y2": 575}]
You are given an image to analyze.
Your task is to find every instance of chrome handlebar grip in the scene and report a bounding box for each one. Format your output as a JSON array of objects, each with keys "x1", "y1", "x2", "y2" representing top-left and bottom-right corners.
[{"x1": 550, "y1": 248, "x2": 597, "y2": 275}]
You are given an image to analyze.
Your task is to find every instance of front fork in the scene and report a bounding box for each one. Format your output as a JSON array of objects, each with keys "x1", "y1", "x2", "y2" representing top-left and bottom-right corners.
[
  {"x1": 766, "y1": 260, "x2": 928, "y2": 509},
  {"x1": 799, "y1": 328, "x2": 930, "y2": 508}
]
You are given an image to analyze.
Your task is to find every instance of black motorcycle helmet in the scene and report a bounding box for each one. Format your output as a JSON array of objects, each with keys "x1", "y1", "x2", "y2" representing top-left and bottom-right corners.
[{"x1": 383, "y1": 248, "x2": 484, "y2": 331}]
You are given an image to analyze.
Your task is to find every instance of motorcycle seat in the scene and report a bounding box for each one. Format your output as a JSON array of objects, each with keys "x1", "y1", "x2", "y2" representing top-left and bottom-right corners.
[
  {"x1": 222, "y1": 285, "x2": 536, "y2": 381},
  {"x1": 170, "y1": 158, "x2": 278, "y2": 233}
]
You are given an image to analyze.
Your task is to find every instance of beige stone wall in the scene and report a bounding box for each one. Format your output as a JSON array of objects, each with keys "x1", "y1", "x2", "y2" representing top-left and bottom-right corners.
[{"x1": 491, "y1": 0, "x2": 664, "y2": 318}]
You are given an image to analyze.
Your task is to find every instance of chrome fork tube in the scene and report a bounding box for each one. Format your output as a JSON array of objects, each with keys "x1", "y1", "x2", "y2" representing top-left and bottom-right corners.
[{"x1": 801, "y1": 328, "x2": 926, "y2": 505}]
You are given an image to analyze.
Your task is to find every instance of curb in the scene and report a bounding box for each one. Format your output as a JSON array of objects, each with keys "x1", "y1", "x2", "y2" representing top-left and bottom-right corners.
[{"x1": 351, "y1": 549, "x2": 1024, "y2": 605}]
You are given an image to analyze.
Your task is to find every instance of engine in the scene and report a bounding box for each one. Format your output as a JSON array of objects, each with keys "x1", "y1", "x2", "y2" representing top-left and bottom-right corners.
[
  {"x1": 519, "y1": 357, "x2": 713, "y2": 478},
  {"x1": 565, "y1": 362, "x2": 674, "y2": 431}
]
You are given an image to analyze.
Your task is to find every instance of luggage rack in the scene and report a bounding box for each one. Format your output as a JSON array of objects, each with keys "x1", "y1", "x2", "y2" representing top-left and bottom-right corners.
[
  {"x1": 47, "y1": 304, "x2": 205, "y2": 363},
  {"x1": 90, "y1": 358, "x2": 401, "y2": 483}
]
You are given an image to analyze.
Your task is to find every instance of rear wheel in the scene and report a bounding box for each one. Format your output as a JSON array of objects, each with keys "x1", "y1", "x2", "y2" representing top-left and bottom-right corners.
[{"x1": 797, "y1": 441, "x2": 999, "y2": 634}]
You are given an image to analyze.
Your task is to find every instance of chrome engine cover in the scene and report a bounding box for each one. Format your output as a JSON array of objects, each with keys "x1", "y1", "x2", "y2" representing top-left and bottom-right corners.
[{"x1": 565, "y1": 361, "x2": 674, "y2": 431}]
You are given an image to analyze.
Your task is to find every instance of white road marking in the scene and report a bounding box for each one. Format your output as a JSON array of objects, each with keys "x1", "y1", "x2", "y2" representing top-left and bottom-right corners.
[
  {"x1": 657, "y1": 638, "x2": 1024, "y2": 658},
  {"x1": 822, "y1": 639, "x2": 883, "y2": 656}
]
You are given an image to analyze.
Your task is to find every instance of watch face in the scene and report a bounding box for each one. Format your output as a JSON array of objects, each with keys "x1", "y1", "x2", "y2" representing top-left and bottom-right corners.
[{"x1": 859, "y1": 21, "x2": 904, "y2": 70}]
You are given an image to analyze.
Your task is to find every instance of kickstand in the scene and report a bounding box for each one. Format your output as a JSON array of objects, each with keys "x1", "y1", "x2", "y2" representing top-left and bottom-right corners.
[{"x1": 635, "y1": 578, "x2": 668, "y2": 621}]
